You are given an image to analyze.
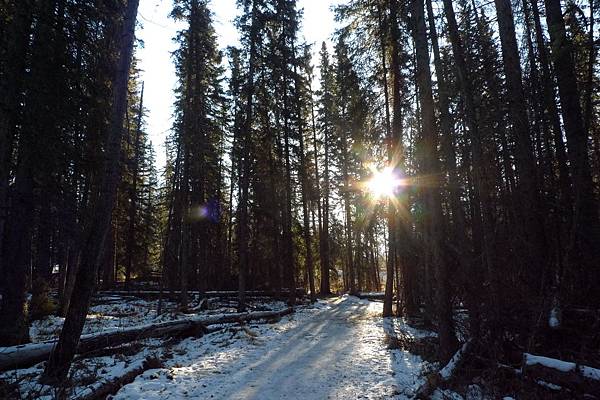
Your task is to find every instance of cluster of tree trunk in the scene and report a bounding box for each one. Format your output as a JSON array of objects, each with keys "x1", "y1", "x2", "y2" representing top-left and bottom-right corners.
[{"x1": 335, "y1": 0, "x2": 600, "y2": 366}]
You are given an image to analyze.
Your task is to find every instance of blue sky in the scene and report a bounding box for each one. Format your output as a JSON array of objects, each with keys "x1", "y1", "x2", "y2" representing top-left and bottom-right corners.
[{"x1": 136, "y1": 0, "x2": 341, "y2": 170}]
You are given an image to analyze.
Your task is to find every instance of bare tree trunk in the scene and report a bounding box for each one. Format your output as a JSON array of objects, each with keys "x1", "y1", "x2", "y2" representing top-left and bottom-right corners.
[
  {"x1": 493, "y1": 0, "x2": 547, "y2": 283},
  {"x1": 0, "y1": 0, "x2": 35, "y2": 347},
  {"x1": 308, "y1": 76, "x2": 324, "y2": 297},
  {"x1": 283, "y1": 96, "x2": 295, "y2": 306},
  {"x1": 102, "y1": 223, "x2": 116, "y2": 289},
  {"x1": 413, "y1": 0, "x2": 458, "y2": 362},
  {"x1": 60, "y1": 205, "x2": 81, "y2": 317},
  {"x1": 125, "y1": 83, "x2": 144, "y2": 290},
  {"x1": 295, "y1": 56, "x2": 316, "y2": 303},
  {"x1": 442, "y1": 0, "x2": 497, "y2": 325},
  {"x1": 341, "y1": 140, "x2": 355, "y2": 295},
  {"x1": 0, "y1": 3, "x2": 32, "y2": 305},
  {"x1": 0, "y1": 149, "x2": 34, "y2": 345},
  {"x1": 426, "y1": 0, "x2": 479, "y2": 336},
  {"x1": 388, "y1": 0, "x2": 416, "y2": 317},
  {"x1": 544, "y1": 0, "x2": 600, "y2": 297},
  {"x1": 321, "y1": 114, "x2": 331, "y2": 295},
  {"x1": 527, "y1": 0, "x2": 571, "y2": 209},
  {"x1": 41, "y1": 0, "x2": 140, "y2": 383},
  {"x1": 238, "y1": 0, "x2": 259, "y2": 312},
  {"x1": 583, "y1": 0, "x2": 595, "y2": 134},
  {"x1": 378, "y1": 3, "x2": 395, "y2": 317}
]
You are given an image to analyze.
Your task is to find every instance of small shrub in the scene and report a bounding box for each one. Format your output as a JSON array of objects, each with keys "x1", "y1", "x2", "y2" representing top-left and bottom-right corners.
[{"x1": 29, "y1": 278, "x2": 57, "y2": 321}]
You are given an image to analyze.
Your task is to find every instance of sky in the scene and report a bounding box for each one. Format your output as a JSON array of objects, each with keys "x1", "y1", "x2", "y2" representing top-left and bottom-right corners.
[{"x1": 136, "y1": 0, "x2": 342, "y2": 171}]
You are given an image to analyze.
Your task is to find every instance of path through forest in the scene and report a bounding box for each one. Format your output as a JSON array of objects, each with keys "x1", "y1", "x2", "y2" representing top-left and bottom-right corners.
[{"x1": 113, "y1": 296, "x2": 428, "y2": 399}]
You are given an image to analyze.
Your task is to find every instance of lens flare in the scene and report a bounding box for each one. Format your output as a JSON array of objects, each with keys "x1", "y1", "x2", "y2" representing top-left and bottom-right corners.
[{"x1": 366, "y1": 167, "x2": 402, "y2": 199}]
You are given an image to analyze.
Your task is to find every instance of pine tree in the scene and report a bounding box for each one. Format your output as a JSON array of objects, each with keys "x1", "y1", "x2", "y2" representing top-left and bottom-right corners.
[
  {"x1": 42, "y1": 0, "x2": 140, "y2": 383},
  {"x1": 164, "y1": 0, "x2": 227, "y2": 308}
]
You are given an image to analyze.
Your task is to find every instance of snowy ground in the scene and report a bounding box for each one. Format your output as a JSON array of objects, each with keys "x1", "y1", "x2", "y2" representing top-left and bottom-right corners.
[
  {"x1": 29, "y1": 295, "x2": 286, "y2": 343},
  {"x1": 113, "y1": 295, "x2": 430, "y2": 400},
  {"x1": 1, "y1": 295, "x2": 434, "y2": 399}
]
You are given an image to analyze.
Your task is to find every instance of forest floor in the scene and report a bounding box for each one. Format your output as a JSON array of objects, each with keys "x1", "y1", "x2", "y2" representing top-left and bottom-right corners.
[
  {"x1": 112, "y1": 295, "x2": 431, "y2": 400},
  {"x1": 0, "y1": 294, "x2": 443, "y2": 399}
]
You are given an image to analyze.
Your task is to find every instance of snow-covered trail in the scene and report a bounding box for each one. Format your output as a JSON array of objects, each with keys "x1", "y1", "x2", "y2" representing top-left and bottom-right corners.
[{"x1": 113, "y1": 296, "x2": 427, "y2": 399}]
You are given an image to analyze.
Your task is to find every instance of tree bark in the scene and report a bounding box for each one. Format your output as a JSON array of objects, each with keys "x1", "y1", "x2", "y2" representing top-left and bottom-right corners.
[
  {"x1": 317, "y1": 43, "x2": 333, "y2": 296},
  {"x1": 0, "y1": 2, "x2": 33, "y2": 309},
  {"x1": 295, "y1": 54, "x2": 316, "y2": 303},
  {"x1": 237, "y1": 0, "x2": 259, "y2": 312},
  {"x1": 41, "y1": 0, "x2": 140, "y2": 383},
  {"x1": 441, "y1": 0, "x2": 497, "y2": 324},
  {"x1": 125, "y1": 83, "x2": 144, "y2": 290},
  {"x1": 544, "y1": 0, "x2": 600, "y2": 297},
  {"x1": 378, "y1": 2, "x2": 395, "y2": 318},
  {"x1": 0, "y1": 1, "x2": 38, "y2": 346},
  {"x1": 388, "y1": 0, "x2": 416, "y2": 317},
  {"x1": 527, "y1": 0, "x2": 572, "y2": 209},
  {"x1": 412, "y1": 0, "x2": 458, "y2": 362},
  {"x1": 493, "y1": 0, "x2": 547, "y2": 282}
]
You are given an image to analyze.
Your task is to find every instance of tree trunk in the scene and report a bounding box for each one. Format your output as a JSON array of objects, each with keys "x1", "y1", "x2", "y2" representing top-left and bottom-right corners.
[
  {"x1": 0, "y1": 0, "x2": 37, "y2": 347},
  {"x1": 544, "y1": 0, "x2": 600, "y2": 299},
  {"x1": 527, "y1": 0, "x2": 572, "y2": 210},
  {"x1": 41, "y1": 0, "x2": 140, "y2": 383},
  {"x1": 238, "y1": 0, "x2": 259, "y2": 312},
  {"x1": 388, "y1": 0, "x2": 416, "y2": 316},
  {"x1": 583, "y1": 0, "x2": 595, "y2": 134},
  {"x1": 441, "y1": 0, "x2": 497, "y2": 326},
  {"x1": 309, "y1": 77, "x2": 324, "y2": 298},
  {"x1": 295, "y1": 58, "x2": 316, "y2": 303},
  {"x1": 493, "y1": 0, "x2": 547, "y2": 282},
  {"x1": 125, "y1": 83, "x2": 144, "y2": 290},
  {"x1": 0, "y1": 150, "x2": 33, "y2": 346},
  {"x1": 0, "y1": 2, "x2": 33, "y2": 306},
  {"x1": 378, "y1": 3, "x2": 395, "y2": 317},
  {"x1": 413, "y1": 0, "x2": 458, "y2": 361}
]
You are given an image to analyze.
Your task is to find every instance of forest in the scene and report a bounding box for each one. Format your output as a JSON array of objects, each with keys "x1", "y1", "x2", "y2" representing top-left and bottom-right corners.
[{"x1": 0, "y1": 0, "x2": 599, "y2": 398}]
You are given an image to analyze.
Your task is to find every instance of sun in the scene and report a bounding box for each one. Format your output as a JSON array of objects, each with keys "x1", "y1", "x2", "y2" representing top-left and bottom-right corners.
[{"x1": 366, "y1": 166, "x2": 402, "y2": 199}]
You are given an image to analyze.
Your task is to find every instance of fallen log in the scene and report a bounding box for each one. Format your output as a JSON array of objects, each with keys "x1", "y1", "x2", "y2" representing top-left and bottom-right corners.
[
  {"x1": 414, "y1": 340, "x2": 472, "y2": 399},
  {"x1": 382, "y1": 318, "x2": 438, "y2": 361},
  {"x1": 356, "y1": 292, "x2": 386, "y2": 301},
  {"x1": 75, "y1": 355, "x2": 164, "y2": 400},
  {"x1": 95, "y1": 289, "x2": 306, "y2": 301},
  {"x1": 522, "y1": 353, "x2": 600, "y2": 392},
  {"x1": 0, "y1": 308, "x2": 293, "y2": 372},
  {"x1": 205, "y1": 289, "x2": 306, "y2": 298}
]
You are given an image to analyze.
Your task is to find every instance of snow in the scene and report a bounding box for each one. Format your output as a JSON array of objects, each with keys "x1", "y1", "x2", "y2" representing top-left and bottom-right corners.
[
  {"x1": 535, "y1": 380, "x2": 562, "y2": 391},
  {"x1": 29, "y1": 298, "x2": 180, "y2": 342},
  {"x1": 1, "y1": 296, "x2": 433, "y2": 399},
  {"x1": 465, "y1": 384, "x2": 483, "y2": 399},
  {"x1": 113, "y1": 295, "x2": 430, "y2": 399},
  {"x1": 431, "y1": 389, "x2": 464, "y2": 400},
  {"x1": 27, "y1": 295, "x2": 288, "y2": 344},
  {"x1": 524, "y1": 353, "x2": 600, "y2": 382},
  {"x1": 357, "y1": 292, "x2": 385, "y2": 296},
  {"x1": 524, "y1": 353, "x2": 576, "y2": 372},
  {"x1": 439, "y1": 340, "x2": 470, "y2": 380},
  {"x1": 580, "y1": 365, "x2": 600, "y2": 381},
  {"x1": 383, "y1": 317, "x2": 437, "y2": 340}
]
